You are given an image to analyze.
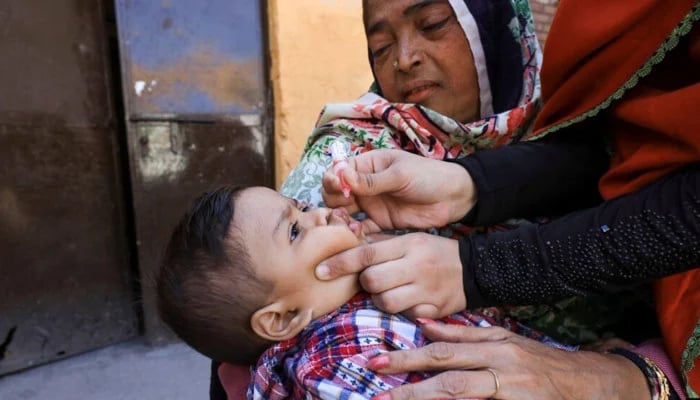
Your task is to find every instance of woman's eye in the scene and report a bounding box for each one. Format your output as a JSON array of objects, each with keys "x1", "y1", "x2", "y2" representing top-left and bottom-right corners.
[
  {"x1": 290, "y1": 221, "x2": 300, "y2": 242},
  {"x1": 422, "y1": 18, "x2": 449, "y2": 32},
  {"x1": 300, "y1": 205, "x2": 310, "y2": 212},
  {"x1": 371, "y1": 45, "x2": 390, "y2": 59}
]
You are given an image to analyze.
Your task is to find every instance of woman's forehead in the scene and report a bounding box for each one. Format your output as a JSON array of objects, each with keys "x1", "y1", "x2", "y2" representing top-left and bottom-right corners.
[{"x1": 363, "y1": 0, "x2": 452, "y2": 26}]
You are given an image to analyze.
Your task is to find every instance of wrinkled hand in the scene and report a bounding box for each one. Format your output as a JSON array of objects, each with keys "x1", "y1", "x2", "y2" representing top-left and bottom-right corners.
[
  {"x1": 322, "y1": 149, "x2": 476, "y2": 230},
  {"x1": 367, "y1": 323, "x2": 651, "y2": 400},
  {"x1": 317, "y1": 232, "x2": 466, "y2": 319}
]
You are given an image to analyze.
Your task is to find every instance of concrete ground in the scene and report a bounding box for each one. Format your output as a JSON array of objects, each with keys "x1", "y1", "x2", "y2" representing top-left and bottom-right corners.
[{"x1": 0, "y1": 339, "x2": 211, "y2": 400}]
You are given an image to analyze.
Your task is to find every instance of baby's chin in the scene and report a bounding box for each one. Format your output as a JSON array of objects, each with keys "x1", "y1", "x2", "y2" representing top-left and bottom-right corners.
[{"x1": 311, "y1": 273, "x2": 362, "y2": 317}]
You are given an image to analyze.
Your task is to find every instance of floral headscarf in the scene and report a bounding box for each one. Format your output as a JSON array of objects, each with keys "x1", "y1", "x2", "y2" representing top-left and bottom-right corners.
[{"x1": 280, "y1": 0, "x2": 542, "y2": 207}]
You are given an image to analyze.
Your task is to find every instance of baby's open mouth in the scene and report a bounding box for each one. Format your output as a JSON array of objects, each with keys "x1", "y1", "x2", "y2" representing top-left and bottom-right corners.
[{"x1": 331, "y1": 208, "x2": 363, "y2": 238}]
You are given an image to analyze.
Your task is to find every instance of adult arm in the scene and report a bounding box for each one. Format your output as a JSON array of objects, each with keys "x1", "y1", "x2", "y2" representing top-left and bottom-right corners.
[
  {"x1": 463, "y1": 163, "x2": 700, "y2": 308},
  {"x1": 318, "y1": 160, "x2": 698, "y2": 320},
  {"x1": 453, "y1": 128, "x2": 609, "y2": 225},
  {"x1": 322, "y1": 130, "x2": 608, "y2": 230},
  {"x1": 317, "y1": 133, "x2": 608, "y2": 317},
  {"x1": 366, "y1": 323, "x2": 677, "y2": 400}
]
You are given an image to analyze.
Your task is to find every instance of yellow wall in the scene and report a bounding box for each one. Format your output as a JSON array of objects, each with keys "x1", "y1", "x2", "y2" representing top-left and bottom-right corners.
[{"x1": 268, "y1": 0, "x2": 374, "y2": 187}]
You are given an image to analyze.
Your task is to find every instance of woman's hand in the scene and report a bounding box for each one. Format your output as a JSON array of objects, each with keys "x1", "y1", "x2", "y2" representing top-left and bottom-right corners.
[
  {"x1": 317, "y1": 232, "x2": 466, "y2": 319},
  {"x1": 322, "y1": 149, "x2": 476, "y2": 230},
  {"x1": 367, "y1": 323, "x2": 651, "y2": 400}
]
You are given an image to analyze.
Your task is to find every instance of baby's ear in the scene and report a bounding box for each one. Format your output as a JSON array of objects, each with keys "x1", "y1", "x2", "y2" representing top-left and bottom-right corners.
[{"x1": 251, "y1": 303, "x2": 313, "y2": 342}]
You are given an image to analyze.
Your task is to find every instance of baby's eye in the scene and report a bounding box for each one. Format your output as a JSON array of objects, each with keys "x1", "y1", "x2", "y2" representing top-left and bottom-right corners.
[
  {"x1": 300, "y1": 205, "x2": 310, "y2": 212},
  {"x1": 290, "y1": 221, "x2": 301, "y2": 242}
]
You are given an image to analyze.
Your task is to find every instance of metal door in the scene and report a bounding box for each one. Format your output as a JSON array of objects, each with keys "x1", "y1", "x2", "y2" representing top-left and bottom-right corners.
[
  {"x1": 114, "y1": 0, "x2": 273, "y2": 343},
  {"x1": 0, "y1": 0, "x2": 138, "y2": 374},
  {"x1": 0, "y1": 0, "x2": 272, "y2": 374}
]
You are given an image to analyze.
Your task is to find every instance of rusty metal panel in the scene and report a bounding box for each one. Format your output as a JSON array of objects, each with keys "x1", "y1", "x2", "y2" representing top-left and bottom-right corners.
[
  {"x1": 0, "y1": 0, "x2": 138, "y2": 375},
  {"x1": 127, "y1": 120, "x2": 272, "y2": 344},
  {"x1": 115, "y1": 0, "x2": 272, "y2": 343},
  {"x1": 115, "y1": 0, "x2": 265, "y2": 119},
  {"x1": 0, "y1": 125, "x2": 138, "y2": 374},
  {"x1": 0, "y1": 1, "x2": 115, "y2": 128}
]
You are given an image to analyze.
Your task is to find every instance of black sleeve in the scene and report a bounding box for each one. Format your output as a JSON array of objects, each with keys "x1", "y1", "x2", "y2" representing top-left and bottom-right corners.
[
  {"x1": 461, "y1": 163, "x2": 700, "y2": 308},
  {"x1": 451, "y1": 130, "x2": 609, "y2": 225}
]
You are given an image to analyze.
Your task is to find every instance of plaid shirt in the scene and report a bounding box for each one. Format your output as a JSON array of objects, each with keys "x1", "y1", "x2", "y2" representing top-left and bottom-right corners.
[{"x1": 249, "y1": 293, "x2": 574, "y2": 399}]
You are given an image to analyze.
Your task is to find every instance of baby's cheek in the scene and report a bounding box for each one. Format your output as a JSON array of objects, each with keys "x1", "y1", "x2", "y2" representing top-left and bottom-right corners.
[
  {"x1": 337, "y1": 230, "x2": 364, "y2": 252},
  {"x1": 318, "y1": 229, "x2": 362, "y2": 260}
]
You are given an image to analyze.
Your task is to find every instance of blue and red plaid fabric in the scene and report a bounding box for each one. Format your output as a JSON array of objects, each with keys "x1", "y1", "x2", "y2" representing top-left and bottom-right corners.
[{"x1": 249, "y1": 292, "x2": 575, "y2": 399}]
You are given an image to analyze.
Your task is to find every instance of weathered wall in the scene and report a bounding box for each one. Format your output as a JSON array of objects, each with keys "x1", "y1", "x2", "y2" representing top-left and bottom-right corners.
[
  {"x1": 268, "y1": 0, "x2": 373, "y2": 187},
  {"x1": 531, "y1": 0, "x2": 559, "y2": 47}
]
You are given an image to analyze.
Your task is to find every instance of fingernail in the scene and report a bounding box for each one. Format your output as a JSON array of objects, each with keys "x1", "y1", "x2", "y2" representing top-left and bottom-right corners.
[
  {"x1": 367, "y1": 355, "x2": 390, "y2": 370},
  {"x1": 371, "y1": 394, "x2": 391, "y2": 400},
  {"x1": 316, "y1": 264, "x2": 330, "y2": 280},
  {"x1": 416, "y1": 318, "x2": 439, "y2": 326}
]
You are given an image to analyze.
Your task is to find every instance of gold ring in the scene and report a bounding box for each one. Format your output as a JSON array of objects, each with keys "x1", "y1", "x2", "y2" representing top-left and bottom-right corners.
[{"x1": 486, "y1": 368, "x2": 500, "y2": 397}]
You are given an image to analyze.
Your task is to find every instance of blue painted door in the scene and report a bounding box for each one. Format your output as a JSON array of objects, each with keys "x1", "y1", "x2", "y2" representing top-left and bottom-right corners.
[{"x1": 115, "y1": 0, "x2": 272, "y2": 342}]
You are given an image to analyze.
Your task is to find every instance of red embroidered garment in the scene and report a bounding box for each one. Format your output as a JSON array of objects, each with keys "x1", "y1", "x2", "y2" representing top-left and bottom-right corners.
[{"x1": 532, "y1": 1, "x2": 700, "y2": 395}]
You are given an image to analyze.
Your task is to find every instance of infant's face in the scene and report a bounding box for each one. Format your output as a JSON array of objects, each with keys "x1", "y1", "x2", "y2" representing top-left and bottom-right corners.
[{"x1": 235, "y1": 187, "x2": 363, "y2": 314}]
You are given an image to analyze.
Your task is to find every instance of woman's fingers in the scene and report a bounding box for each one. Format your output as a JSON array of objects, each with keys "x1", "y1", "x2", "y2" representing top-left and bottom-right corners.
[
  {"x1": 344, "y1": 166, "x2": 402, "y2": 198},
  {"x1": 361, "y1": 219, "x2": 384, "y2": 236},
  {"x1": 402, "y1": 303, "x2": 442, "y2": 320},
  {"x1": 353, "y1": 233, "x2": 465, "y2": 317},
  {"x1": 367, "y1": 327, "x2": 652, "y2": 400},
  {"x1": 368, "y1": 284, "x2": 426, "y2": 314},
  {"x1": 359, "y1": 258, "x2": 416, "y2": 296},
  {"x1": 322, "y1": 169, "x2": 359, "y2": 211},
  {"x1": 368, "y1": 341, "x2": 493, "y2": 374},
  {"x1": 367, "y1": 326, "x2": 512, "y2": 374},
  {"x1": 371, "y1": 370, "x2": 500, "y2": 400},
  {"x1": 322, "y1": 150, "x2": 395, "y2": 205},
  {"x1": 420, "y1": 324, "x2": 512, "y2": 344},
  {"x1": 315, "y1": 236, "x2": 406, "y2": 280}
]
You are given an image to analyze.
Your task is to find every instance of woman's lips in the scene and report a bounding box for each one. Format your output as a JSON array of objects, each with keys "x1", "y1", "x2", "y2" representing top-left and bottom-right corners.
[{"x1": 402, "y1": 82, "x2": 439, "y2": 104}]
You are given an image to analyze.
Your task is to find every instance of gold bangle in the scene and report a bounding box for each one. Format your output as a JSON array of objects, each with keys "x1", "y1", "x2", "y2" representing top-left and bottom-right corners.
[{"x1": 642, "y1": 355, "x2": 670, "y2": 400}]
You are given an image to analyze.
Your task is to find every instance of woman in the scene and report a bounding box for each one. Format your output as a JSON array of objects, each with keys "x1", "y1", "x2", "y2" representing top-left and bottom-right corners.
[
  {"x1": 321, "y1": 0, "x2": 700, "y2": 398},
  {"x1": 212, "y1": 1, "x2": 684, "y2": 398},
  {"x1": 212, "y1": 0, "x2": 606, "y2": 398}
]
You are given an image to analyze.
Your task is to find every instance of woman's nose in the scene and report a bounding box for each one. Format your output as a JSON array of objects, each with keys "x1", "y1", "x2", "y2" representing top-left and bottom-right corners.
[{"x1": 396, "y1": 33, "x2": 422, "y2": 71}]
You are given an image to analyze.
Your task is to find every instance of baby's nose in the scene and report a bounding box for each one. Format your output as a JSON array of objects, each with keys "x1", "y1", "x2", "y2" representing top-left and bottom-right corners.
[{"x1": 311, "y1": 207, "x2": 332, "y2": 226}]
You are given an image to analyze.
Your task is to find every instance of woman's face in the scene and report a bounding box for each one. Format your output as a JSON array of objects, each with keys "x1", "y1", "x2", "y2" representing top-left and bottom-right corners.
[{"x1": 364, "y1": 0, "x2": 480, "y2": 122}]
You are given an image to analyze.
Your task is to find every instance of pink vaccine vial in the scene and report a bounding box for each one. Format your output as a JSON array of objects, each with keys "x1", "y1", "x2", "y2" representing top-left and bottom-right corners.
[{"x1": 330, "y1": 140, "x2": 351, "y2": 198}]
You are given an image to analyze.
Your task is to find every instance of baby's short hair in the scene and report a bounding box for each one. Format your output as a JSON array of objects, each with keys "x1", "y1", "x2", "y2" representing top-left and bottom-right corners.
[{"x1": 157, "y1": 185, "x2": 273, "y2": 365}]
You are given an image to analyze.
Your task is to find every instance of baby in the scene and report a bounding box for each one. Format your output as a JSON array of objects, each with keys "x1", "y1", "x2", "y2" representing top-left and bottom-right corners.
[
  {"x1": 157, "y1": 185, "x2": 573, "y2": 399},
  {"x1": 157, "y1": 184, "x2": 366, "y2": 365}
]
